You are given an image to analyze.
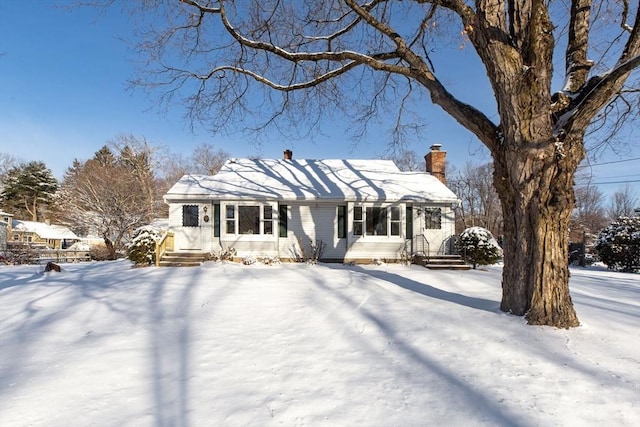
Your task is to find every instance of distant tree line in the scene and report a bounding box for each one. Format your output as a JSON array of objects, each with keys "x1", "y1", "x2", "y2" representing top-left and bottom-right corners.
[{"x1": 0, "y1": 135, "x2": 230, "y2": 259}]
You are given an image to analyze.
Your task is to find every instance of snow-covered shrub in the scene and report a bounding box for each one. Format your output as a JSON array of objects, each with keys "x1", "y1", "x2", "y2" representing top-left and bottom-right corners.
[
  {"x1": 456, "y1": 226, "x2": 503, "y2": 269},
  {"x1": 242, "y1": 255, "x2": 257, "y2": 265},
  {"x1": 127, "y1": 226, "x2": 162, "y2": 265},
  {"x1": 259, "y1": 255, "x2": 280, "y2": 265},
  {"x1": 595, "y1": 217, "x2": 640, "y2": 273},
  {"x1": 212, "y1": 247, "x2": 236, "y2": 262}
]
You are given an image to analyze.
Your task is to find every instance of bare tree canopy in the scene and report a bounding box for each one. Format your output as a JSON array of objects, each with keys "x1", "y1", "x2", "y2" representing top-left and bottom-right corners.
[
  {"x1": 99, "y1": 0, "x2": 639, "y2": 327},
  {"x1": 450, "y1": 162, "x2": 502, "y2": 237},
  {"x1": 158, "y1": 142, "x2": 230, "y2": 193},
  {"x1": 59, "y1": 137, "x2": 160, "y2": 260},
  {"x1": 608, "y1": 184, "x2": 639, "y2": 218}
]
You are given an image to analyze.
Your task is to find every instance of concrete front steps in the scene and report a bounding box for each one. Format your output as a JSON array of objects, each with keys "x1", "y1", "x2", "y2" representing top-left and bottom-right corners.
[
  {"x1": 414, "y1": 254, "x2": 471, "y2": 270},
  {"x1": 158, "y1": 251, "x2": 208, "y2": 267}
]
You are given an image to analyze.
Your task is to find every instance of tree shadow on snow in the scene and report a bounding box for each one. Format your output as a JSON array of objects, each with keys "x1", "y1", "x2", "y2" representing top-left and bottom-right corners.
[
  {"x1": 307, "y1": 268, "x2": 521, "y2": 427},
  {"x1": 348, "y1": 265, "x2": 500, "y2": 313}
]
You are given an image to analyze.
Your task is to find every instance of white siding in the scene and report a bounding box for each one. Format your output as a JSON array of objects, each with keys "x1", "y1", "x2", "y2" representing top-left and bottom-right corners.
[
  {"x1": 343, "y1": 202, "x2": 408, "y2": 261},
  {"x1": 167, "y1": 199, "x2": 457, "y2": 260},
  {"x1": 224, "y1": 239, "x2": 277, "y2": 257},
  {"x1": 280, "y1": 203, "x2": 347, "y2": 260},
  {"x1": 344, "y1": 240, "x2": 408, "y2": 261}
]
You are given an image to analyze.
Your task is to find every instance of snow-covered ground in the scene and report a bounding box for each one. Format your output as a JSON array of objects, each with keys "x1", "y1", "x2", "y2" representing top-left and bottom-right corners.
[{"x1": 0, "y1": 261, "x2": 638, "y2": 426}]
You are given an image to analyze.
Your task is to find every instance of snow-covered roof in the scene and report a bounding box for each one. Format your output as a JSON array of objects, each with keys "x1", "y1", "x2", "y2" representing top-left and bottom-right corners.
[
  {"x1": 12, "y1": 220, "x2": 79, "y2": 240},
  {"x1": 165, "y1": 158, "x2": 459, "y2": 203}
]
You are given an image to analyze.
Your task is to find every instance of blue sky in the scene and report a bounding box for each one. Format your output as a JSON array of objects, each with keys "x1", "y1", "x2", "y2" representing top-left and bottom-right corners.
[{"x1": 0, "y1": 0, "x2": 637, "y2": 201}]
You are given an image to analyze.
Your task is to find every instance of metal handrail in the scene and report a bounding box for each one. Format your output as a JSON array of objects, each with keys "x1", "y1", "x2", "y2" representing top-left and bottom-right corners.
[{"x1": 413, "y1": 234, "x2": 430, "y2": 262}]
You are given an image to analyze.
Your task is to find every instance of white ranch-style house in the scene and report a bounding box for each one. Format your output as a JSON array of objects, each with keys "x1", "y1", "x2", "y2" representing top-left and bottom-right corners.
[{"x1": 163, "y1": 145, "x2": 460, "y2": 263}]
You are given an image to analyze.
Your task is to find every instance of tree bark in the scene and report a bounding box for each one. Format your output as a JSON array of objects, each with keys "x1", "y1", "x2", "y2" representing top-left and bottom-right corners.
[
  {"x1": 493, "y1": 139, "x2": 581, "y2": 327},
  {"x1": 104, "y1": 237, "x2": 116, "y2": 261}
]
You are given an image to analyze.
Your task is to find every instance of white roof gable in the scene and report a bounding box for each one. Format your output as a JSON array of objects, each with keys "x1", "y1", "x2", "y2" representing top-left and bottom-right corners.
[
  {"x1": 12, "y1": 220, "x2": 79, "y2": 240},
  {"x1": 166, "y1": 158, "x2": 459, "y2": 203}
]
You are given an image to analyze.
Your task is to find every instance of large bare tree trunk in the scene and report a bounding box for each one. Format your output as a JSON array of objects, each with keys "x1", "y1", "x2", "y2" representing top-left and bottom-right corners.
[{"x1": 494, "y1": 138, "x2": 583, "y2": 327}]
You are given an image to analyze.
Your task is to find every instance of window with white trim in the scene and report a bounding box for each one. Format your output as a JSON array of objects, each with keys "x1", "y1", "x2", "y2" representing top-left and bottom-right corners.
[
  {"x1": 353, "y1": 206, "x2": 363, "y2": 236},
  {"x1": 353, "y1": 205, "x2": 403, "y2": 237},
  {"x1": 263, "y1": 205, "x2": 273, "y2": 235},
  {"x1": 225, "y1": 204, "x2": 274, "y2": 235},
  {"x1": 226, "y1": 205, "x2": 235, "y2": 234},
  {"x1": 390, "y1": 206, "x2": 401, "y2": 236}
]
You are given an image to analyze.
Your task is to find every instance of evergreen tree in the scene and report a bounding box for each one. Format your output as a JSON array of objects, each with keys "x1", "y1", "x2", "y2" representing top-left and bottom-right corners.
[
  {"x1": 595, "y1": 217, "x2": 640, "y2": 273},
  {"x1": 0, "y1": 161, "x2": 58, "y2": 221},
  {"x1": 457, "y1": 227, "x2": 503, "y2": 270},
  {"x1": 127, "y1": 226, "x2": 162, "y2": 265}
]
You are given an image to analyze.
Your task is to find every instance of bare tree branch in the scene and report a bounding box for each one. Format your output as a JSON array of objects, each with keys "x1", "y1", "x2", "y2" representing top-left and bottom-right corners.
[{"x1": 565, "y1": 0, "x2": 594, "y2": 92}]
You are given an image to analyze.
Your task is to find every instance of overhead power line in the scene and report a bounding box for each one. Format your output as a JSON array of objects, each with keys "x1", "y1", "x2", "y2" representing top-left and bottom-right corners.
[
  {"x1": 578, "y1": 157, "x2": 640, "y2": 168},
  {"x1": 575, "y1": 179, "x2": 640, "y2": 186}
]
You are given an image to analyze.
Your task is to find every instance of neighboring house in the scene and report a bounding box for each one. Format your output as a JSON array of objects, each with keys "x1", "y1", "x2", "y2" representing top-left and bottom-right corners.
[
  {"x1": 11, "y1": 220, "x2": 80, "y2": 250},
  {"x1": 0, "y1": 211, "x2": 13, "y2": 252},
  {"x1": 164, "y1": 145, "x2": 460, "y2": 262}
]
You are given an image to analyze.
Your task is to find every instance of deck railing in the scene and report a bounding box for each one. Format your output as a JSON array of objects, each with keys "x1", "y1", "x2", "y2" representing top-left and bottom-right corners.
[
  {"x1": 3, "y1": 245, "x2": 92, "y2": 264},
  {"x1": 37, "y1": 249, "x2": 91, "y2": 263},
  {"x1": 155, "y1": 232, "x2": 174, "y2": 267}
]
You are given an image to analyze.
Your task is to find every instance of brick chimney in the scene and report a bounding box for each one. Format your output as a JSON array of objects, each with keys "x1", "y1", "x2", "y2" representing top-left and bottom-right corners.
[
  {"x1": 283, "y1": 149, "x2": 293, "y2": 160},
  {"x1": 425, "y1": 144, "x2": 446, "y2": 184}
]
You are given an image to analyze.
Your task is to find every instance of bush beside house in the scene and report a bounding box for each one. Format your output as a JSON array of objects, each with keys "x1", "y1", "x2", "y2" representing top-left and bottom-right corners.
[
  {"x1": 127, "y1": 226, "x2": 162, "y2": 265},
  {"x1": 457, "y1": 226, "x2": 503, "y2": 269}
]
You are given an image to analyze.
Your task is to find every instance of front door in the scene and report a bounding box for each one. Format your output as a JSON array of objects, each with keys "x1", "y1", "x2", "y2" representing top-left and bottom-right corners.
[{"x1": 177, "y1": 204, "x2": 202, "y2": 250}]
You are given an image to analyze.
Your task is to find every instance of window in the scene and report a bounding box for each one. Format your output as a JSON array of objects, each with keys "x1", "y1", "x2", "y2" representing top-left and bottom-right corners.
[
  {"x1": 353, "y1": 206, "x2": 363, "y2": 236},
  {"x1": 226, "y1": 205, "x2": 235, "y2": 233},
  {"x1": 366, "y1": 207, "x2": 387, "y2": 236},
  {"x1": 424, "y1": 208, "x2": 442, "y2": 229},
  {"x1": 353, "y1": 205, "x2": 404, "y2": 237},
  {"x1": 390, "y1": 207, "x2": 400, "y2": 236},
  {"x1": 239, "y1": 206, "x2": 260, "y2": 234},
  {"x1": 263, "y1": 206, "x2": 273, "y2": 235},
  {"x1": 182, "y1": 205, "x2": 199, "y2": 227},
  {"x1": 337, "y1": 206, "x2": 347, "y2": 238},
  {"x1": 279, "y1": 205, "x2": 288, "y2": 237},
  {"x1": 225, "y1": 204, "x2": 275, "y2": 235}
]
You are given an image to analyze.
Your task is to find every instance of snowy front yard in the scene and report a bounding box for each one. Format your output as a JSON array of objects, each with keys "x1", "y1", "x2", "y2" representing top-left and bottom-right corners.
[{"x1": 0, "y1": 261, "x2": 638, "y2": 426}]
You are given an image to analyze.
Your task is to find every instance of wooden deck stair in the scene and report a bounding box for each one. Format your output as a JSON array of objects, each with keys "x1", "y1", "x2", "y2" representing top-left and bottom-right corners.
[
  {"x1": 158, "y1": 251, "x2": 208, "y2": 267},
  {"x1": 414, "y1": 254, "x2": 471, "y2": 270}
]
